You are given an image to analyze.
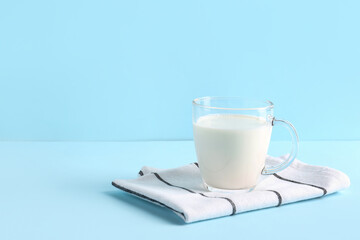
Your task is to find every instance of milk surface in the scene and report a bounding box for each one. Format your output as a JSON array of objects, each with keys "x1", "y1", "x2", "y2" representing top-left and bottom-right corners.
[{"x1": 193, "y1": 114, "x2": 272, "y2": 190}]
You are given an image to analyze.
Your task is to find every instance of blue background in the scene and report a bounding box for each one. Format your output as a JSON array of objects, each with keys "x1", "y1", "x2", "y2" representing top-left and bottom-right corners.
[
  {"x1": 1, "y1": 0, "x2": 359, "y2": 141},
  {"x1": 0, "y1": 2, "x2": 358, "y2": 239}
]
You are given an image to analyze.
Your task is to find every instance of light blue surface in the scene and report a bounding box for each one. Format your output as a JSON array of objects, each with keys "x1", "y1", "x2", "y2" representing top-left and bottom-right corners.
[
  {"x1": 0, "y1": 1, "x2": 360, "y2": 141},
  {"x1": 0, "y1": 141, "x2": 358, "y2": 240}
]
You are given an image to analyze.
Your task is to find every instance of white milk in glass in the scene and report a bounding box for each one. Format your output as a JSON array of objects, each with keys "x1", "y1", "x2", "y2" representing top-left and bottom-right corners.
[{"x1": 193, "y1": 114, "x2": 272, "y2": 190}]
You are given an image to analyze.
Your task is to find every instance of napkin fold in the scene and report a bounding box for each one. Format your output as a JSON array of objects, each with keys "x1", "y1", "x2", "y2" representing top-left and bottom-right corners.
[{"x1": 112, "y1": 155, "x2": 350, "y2": 223}]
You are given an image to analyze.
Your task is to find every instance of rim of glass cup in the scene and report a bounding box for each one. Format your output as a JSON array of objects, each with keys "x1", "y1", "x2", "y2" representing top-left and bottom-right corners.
[{"x1": 192, "y1": 96, "x2": 274, "y2": 111}]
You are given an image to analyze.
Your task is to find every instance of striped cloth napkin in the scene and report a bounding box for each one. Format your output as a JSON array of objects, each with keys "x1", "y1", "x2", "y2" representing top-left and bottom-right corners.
[{"x1": 112, "y1": 155, "x2": 350, "y2": 223}]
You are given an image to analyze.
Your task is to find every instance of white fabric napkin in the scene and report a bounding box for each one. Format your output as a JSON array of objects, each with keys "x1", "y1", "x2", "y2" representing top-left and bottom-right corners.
[{"x1": 112, "y1": 155, "x2": 350, "y2": 223}]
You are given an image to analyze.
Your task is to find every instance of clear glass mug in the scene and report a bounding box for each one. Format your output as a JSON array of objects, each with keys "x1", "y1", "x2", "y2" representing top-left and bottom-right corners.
[{"x1": 192, "y1": 97, "x2": 299, "y2": 191}]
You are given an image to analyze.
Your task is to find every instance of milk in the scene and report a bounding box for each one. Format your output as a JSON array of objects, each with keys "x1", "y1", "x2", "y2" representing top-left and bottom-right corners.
[{"x1": 193, "y1": 114, "x2": 272, "y2": 190}]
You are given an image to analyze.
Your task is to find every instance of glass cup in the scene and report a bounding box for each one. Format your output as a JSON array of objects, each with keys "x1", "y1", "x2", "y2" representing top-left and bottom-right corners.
[{"x1": 192, "y1": 97, "x2": 298, "y2": 191}]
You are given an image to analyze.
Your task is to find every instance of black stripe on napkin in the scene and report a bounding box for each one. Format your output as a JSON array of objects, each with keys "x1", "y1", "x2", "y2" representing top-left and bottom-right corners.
[
  {"x1": 194, "y1": 162, "x2": 199, "y2": 168},
  {"x1": 138, "y1": 170, "x2": 144, "y2": 176},
  {"x1": 153, "y1": 172, "x2": 237, "y2": 216},
  {"x1": 153, "y1": 173, "x2": 196, "y2": 193},
  {"x1": 111, "y1": 181, "x2": 186, "y2": 220},
  {"x1": 198, "y1": 192, "x2": 237, "y2": 215},
  {"x1": 273, "y1": 173, "x2": 327, "y2": 196},
  {"x1": 267, "y1": 190, "x2": 282, "y2": 207}
]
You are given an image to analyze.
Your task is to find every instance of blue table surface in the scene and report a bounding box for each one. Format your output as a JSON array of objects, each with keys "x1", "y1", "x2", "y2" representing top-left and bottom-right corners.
[{"x1": 0, "y1": 141, "x2": 358, "y2": 240}]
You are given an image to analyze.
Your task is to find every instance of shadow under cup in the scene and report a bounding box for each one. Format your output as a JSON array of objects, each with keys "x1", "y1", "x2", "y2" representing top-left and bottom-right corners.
[{"x1": 192, "y1": 97, "x2": 299, "y2": 191}]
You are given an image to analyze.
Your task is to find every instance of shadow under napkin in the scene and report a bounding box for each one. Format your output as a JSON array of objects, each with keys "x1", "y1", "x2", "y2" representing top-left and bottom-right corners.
[
  {"x1": 105, "y1": 190, "x2": 342, "y2": 225},
  {"x1": 104, "y1": 191, "x2": 186, "y2": 225}
]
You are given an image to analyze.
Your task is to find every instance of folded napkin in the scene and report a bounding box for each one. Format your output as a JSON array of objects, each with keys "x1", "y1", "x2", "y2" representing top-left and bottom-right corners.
[{"x1": 112, "y1": 155, "x2": 350, "y2": 223}]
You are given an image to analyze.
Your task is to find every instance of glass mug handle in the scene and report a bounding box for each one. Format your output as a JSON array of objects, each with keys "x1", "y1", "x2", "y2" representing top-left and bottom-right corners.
[{"x1": 262, "y1": 118, "x2": 299, "y2": 175}]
